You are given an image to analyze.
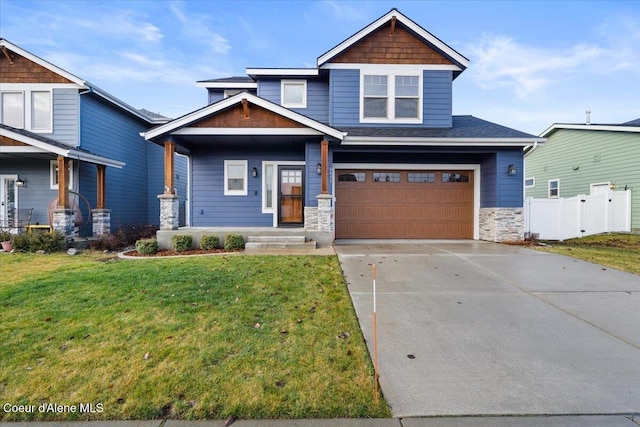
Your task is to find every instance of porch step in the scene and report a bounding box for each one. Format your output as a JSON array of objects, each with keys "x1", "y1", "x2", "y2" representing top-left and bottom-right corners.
[{"x1": 245, "y1": 235, "x2": 316, "y2": 250}]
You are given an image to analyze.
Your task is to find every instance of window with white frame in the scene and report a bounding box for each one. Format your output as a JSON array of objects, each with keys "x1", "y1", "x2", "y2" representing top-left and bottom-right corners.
[
  {"x1": 361, "y1": 70, "x2": 422, "y2": 123},
  {"x1": 548, "y1": 179, "x2": 559, "y2": 198},
  {"x1": 281, "y1": 80, "x2": 307, "y2": 108},
  {"x1": 224, "y1": 160, "x2": 248, "y2": 196},
  {"x1": 1, "y1": 92, "x2": 24, "y2": 128},
  {"x1": 50, "y1": 160, "x2": 74, "y2": 190},
  {"x1": 525, "y1": 178, "x2": 535, "y2": 188},
  {"x1": 0, "y1": 90, "x2": 52, "y2": 132},
  {"x1": 262, "y1": 163, "x2": 275, "y2": 211}
]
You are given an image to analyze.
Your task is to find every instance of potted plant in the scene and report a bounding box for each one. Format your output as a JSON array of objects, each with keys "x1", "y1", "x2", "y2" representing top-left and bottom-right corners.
[{"x1": 1, "y1": 231, "x2": 13, "y2": 252}]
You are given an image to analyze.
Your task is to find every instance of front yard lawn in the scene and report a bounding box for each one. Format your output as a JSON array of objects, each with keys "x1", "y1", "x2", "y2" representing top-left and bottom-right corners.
[
  {"x1": 536, "y1": 233, "x2": 640, "y2": 275},
  {"x1": 0, "y1": 252, "x2": 389, "y2": 421}
]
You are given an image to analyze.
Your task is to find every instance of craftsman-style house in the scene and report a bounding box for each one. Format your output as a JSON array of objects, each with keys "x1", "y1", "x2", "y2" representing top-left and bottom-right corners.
[
  {"x1": 144, "y1": 9, "x2": 543, "y2": 246},
  {"x1": 0, "y1": 38, "x2": 186, "y2": 239}
]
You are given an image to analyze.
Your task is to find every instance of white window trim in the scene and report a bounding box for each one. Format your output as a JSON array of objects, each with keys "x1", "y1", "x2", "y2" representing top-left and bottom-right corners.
[
  {"x1": 548, "y1": 179, "x2": 560, "y2": 198},
  {"x1": 359, "y1": 67, "x2": 423, "y2": 124},
  {"x1": 50, "y1": 160, "x2": 74, "y2": 190},
  {"x1": 525, "y1": 177, "x2": 535, "y2": 188},
  {"x1": 1, "y1": 89, "x2": 53, "y2": 133},
  {"x1": 224, "y1": 160, "x2": 248, "y2": 196},
  {"x1": 281, "y1": 80, "x2": 307, "y2": 108},
  {"x1": 262, "y1": 162, "x2": 276, "y2": 213}
]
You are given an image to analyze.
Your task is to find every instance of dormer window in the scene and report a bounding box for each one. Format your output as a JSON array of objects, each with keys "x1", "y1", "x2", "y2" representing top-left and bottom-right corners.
[
  {"x1": 360, "y1": 68, "x2": 422, "y2": 124},
  {"x1": 281, "y1": 80, "x2": 307, "y2": 108}
]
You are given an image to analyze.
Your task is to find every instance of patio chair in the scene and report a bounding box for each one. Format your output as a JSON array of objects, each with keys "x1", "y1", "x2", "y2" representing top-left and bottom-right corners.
[{"x1": 14, "y1": 208, "x2": 33, "y2": 233}]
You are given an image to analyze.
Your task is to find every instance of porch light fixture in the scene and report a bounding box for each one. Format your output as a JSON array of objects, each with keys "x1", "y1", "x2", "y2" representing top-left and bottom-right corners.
[
  {"x1": 15, "y1": 177, "x2": 26, "y2": 187},
  {"x1": 507, "y1": 164, "x2": 516, "y2": 175},
  {"x1": 316, "y1": 163, "x2": 322, "y2": 175},
  {"x1": 252, "y1": 167, "x2": 258, "y2": 178}
]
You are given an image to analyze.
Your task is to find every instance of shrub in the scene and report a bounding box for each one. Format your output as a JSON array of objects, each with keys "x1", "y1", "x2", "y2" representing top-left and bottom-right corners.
[
  {"x1": 224, "y1": 233, "x2": 245, "y2": 251},
  {"x1": 200, "y1": 234, "x2": 220, "y2": 250},
  {"x1": 0, "y1": 231, "x2": 12, "y2": 242},
  {"x1": 135, "y1": 238, "x2": 158, "y2": 255},
  {"x1": 171, "y1": 234, "x2": 193, "y2": 252},
  {"x1": 91, "y1": 223, "x2": 159, "y2": 251},
  {"x1": 11, "y1": 231, "x2": 65, "y2": 253}
]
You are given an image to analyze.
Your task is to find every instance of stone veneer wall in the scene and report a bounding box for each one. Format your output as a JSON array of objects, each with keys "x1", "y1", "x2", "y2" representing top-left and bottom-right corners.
[
  {"x1": 304, "y1": 195, "x2": 334, "y2": 247},
  {"x1": 52, "y1": 209, "x2": 75, "y2": 240},
  {"x1": 158, "y1": 194, "x2": 179, "y2": 230},
  {"x1": 479, "y1": 207, "x2": 524, "y2": 242},
  {"x1": 304, "y1": 207, "x2": 318, "y2": 230},
  {"x1": 92, "y1": 209, "x2": 111, "y2": 237}
]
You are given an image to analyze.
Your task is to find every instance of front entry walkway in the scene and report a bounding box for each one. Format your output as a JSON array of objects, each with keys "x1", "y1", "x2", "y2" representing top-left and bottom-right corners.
[{"x1": 335, "y1": 241, "x2": 640, "y2": 418}]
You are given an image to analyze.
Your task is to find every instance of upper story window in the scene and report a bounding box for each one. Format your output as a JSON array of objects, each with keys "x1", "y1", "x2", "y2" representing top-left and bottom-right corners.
[
  {"x1": 360, "y1": 69, "x2": 422, "y2": 123},
  {"x1": 0, "y1": 90, "x2": 52, "y2": 132},
  {"x1": 281, "y1": 80, "x2": 307, "y2": 108}
]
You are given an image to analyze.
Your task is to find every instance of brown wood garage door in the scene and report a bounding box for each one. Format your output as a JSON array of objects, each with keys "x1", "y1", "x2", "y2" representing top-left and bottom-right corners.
[{"x1": 335, "y1": 169, "x2": 474, "y2": 239}]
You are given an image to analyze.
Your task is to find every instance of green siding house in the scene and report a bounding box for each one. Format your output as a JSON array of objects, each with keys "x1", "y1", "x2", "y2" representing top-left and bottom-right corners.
[{"x1": 525, "y1": 118, "x2": 640, "y2": 233}]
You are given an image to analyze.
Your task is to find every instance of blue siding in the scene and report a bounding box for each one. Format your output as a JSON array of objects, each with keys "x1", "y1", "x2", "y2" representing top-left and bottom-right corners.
[
  {"x1": 480, "y1": 154, "x2": 497, "y2": 207},
  {"x1": 329, "y1": 69, "x2": 452, "y2": 128},
  {"x1": 480, "y1": 150, "x2": 524, "y2": 208},
  {"x1": 257, "y1": 79, "x2": 329, "y2": 123},
  {"x1": 190, "y1": 148, "x2": 303, "y2": 226},
  {"x1": 495, "y1": 149, "x2": 523, "y2": 207},
  {"x1": 0, "y1": 159, "x2": 61, "y2": 226},
  {"x1": 51, "y1": 88, "x2": 79, "y2": 146},
  {"x1": 208, "y1": 90, "x2": 224, "y2": 104},
  {"x1": 330, "y1": 69, "x2": 360, "y2": 127},
  {"x1": 423, "y1": 71, "x2": 452, "y2": 127},
  {"x1": 78, "y1": 94, "x2": 152, "y2": 228}
]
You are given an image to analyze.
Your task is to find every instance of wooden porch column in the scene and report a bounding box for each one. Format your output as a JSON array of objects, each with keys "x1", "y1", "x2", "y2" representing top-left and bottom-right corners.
[
  {"x1": 164, "y1": 140, "x2": 175, "y2": 194},
  {"x1": 96, "y1": 164, "x2": 106, "y2": 209},
  {"x1": 320, "y1": 140, "x2": 329, "y2": 194},
  {"x1": 57, "y1": 155, "x2": 70, "y2": 208}
]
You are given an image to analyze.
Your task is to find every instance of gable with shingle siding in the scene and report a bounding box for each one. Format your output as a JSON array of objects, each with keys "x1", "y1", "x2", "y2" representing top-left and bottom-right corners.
[
  {"x1": 0, "y1": 50, "x2": 73, "y2": 84},
  {"x1": 329, "y1": 22, "x2": 453, "y2": 65}
]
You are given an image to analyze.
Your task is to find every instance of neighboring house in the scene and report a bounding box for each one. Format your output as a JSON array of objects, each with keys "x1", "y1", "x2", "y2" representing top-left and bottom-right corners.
[
  {"x1": 144, "y1": 8, "x2": 543, "y2": 246},
  {"x1": 0, "y1": 39, "x2": 186, "y2": 239},
  {"x1": 525, "y1": 118, "x2": 640, "y2": 233}
]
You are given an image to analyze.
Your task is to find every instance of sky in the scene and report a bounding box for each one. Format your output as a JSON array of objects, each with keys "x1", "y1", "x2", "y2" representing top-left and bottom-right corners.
[{"x1": 1, "y1": 0, "x2": 639, "y2": 135}]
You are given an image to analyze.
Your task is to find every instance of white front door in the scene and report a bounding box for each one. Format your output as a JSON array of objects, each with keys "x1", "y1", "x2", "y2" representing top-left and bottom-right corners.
[{"x1": 0, "y1": 175, "x2": 18, "y2": 228}]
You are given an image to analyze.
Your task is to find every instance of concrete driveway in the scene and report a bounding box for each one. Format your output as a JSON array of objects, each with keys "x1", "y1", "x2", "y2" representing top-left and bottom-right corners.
[{"x1": 334, "y1": 240, "x2": 640, "y2": 418}]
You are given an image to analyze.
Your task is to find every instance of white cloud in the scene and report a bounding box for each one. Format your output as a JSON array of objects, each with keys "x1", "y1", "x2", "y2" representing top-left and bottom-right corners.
[
  {"x1": 466, "y1": 35, "x2": 604, "y2": 98},
  {"x1": 168, "y1": 3, "x2": 230, "y2": 55}
]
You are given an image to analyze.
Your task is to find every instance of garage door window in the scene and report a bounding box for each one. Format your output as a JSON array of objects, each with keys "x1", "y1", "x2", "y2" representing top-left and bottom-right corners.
[
  {"x1": 338, "y1": 172, "x2": 366, "y2": 182},
  {"x1": 408, "y1": 172, "x2": 435, "y2": 183},
  {"x1": 373, "y1": 172, "x2": 400, "y2": 182},
  {"x1": 442, "y1": 172, "x2": 470, "y2": 183}
]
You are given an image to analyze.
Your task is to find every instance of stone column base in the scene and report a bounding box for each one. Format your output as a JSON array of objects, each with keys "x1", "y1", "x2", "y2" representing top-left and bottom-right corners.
[
  {"x1": 92, "y1": 209, "x2": 111, "y2": 237},
  {"x1": 158, "y1": 194, "x2": 179, "y2": 230},
  {"x1": 303, "y1": 194, "x2": 334, "y2": 247},
  {"x1": 479, "y1": 207, "x2": 524, "y2": 242},
  {"x1": 52, "y1": 209, "x2": 75, "y2": 240}
]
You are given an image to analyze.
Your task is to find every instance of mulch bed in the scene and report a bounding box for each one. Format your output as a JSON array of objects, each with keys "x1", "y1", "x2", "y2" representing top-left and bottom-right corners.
[{"x1": 123, "y1": 248, "x2": 240, "y2": 257}]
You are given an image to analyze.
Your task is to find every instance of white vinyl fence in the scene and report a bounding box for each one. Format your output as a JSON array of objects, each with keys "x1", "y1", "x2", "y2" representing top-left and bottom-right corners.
[{"x1": 525, "y1": 189, "x2": 632, "y2": 240}]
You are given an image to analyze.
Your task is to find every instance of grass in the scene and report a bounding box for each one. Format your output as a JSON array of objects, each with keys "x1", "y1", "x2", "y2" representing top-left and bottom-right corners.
[
  {"x1": 0, "y1": 252, "x2": 389, "y2": 421},
  {"x1": 535, "y1": 233, "x2": 640, "y2": 275}
]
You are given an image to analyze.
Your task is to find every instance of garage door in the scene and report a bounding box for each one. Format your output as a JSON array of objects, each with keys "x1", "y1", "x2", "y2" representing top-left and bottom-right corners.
[{"x1": 335, "y1": 169, "x2": 474, "y2": 239}]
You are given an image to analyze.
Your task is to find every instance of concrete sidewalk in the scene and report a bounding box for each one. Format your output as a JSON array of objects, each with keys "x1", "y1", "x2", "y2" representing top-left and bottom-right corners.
[
  {"x1": 335, "y1": 241, "x2": 640, "y2": 418},
  {"x1": 2, "y1": 415, "x2": 640, "y2": 426}
]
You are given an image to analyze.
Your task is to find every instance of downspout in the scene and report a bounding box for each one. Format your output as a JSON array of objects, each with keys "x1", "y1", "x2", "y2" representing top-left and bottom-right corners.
[{"x1": 523, "y1": 141, "x2": 538, "y2": 235}]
